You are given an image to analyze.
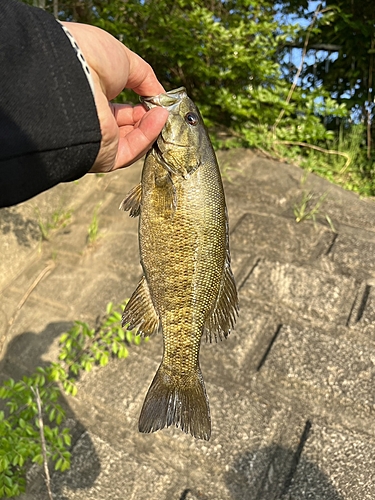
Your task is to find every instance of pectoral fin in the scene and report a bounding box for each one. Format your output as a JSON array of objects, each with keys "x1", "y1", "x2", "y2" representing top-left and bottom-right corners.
[
  {"x1": 122, "y1": 276, "x2": 159, "y2": 337},
  {"x1": 155, "y1": 172, "x2": 177, "y2": 213},
  {"x1": 119, "y1": 183, "x2": 142, "y2": 217},
  {"x1": 204, "y1": 260, "x2": 239, "y2": 343}
]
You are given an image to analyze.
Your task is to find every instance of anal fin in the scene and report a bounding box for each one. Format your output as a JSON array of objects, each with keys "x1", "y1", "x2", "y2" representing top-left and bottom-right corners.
[
  {"x1": 122, "y1": 276, "x2": 159, "y2": 337},
  {"x1": 119, "y1": 183, "x2": 142, "y2": 217}
]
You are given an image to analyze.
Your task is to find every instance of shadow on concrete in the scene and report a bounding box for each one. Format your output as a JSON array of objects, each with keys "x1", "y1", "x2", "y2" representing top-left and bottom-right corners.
[
  {"x1": 0, "y1": 322, "x2": 100, "y2": 499},
  {"x1": 0, "y1": 206, "x2": 40, "y2": 247},
  {"x1": 179, "y1": 489, "x2": 210, "y2": 500},
  {"x1": 225, "y1": 445, "x2": 344, "y2": 500}
]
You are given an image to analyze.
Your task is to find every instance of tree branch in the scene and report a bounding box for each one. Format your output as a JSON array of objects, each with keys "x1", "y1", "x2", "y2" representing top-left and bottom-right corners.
[
  {"x1": 273, "y1": 140, "x2": 351, "y2": 172},
  {"x1": 283, "y1": 42, "x2": 342, "y2": 52},
  {"x1": 273, "y1": 3, "x2": 325, "y2": 132},
  {"x1": 31, "y1": 386, "x2": 54, "y2": 500}
]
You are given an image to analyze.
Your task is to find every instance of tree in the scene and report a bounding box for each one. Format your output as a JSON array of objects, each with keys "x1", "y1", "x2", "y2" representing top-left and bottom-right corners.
[
  {"x1": 279, "y1": 0, "x2": 375, "y2": 156},
  {"x1": 94, "y1": 0, "x2": 293, "y2": 128},
  {"x1": 22, "y1": 0, "x2": 344, "y2": 138},
  {"x1": 23, "y1": 0, "x2": 375, "y2": 195}
]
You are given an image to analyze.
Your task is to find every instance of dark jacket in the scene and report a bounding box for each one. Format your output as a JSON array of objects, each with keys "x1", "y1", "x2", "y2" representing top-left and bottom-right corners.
[{"x1": 0, "y1": 0, "x2": 101, "y2": 207}]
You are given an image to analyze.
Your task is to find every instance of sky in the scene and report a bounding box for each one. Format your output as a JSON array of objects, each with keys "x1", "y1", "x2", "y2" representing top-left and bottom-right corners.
[{"x1": 276, "y1": 1, "x2": 340, "y2": 89}]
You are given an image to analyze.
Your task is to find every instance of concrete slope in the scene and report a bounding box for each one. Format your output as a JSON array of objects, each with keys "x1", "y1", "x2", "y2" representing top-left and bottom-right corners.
[{"x1": 1, "y1": 150, "x2": 375, "y2": 500}]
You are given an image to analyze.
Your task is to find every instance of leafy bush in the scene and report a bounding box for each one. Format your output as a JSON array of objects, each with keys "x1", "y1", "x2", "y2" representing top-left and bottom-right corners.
[
  {"x1": 95, "y1": 0, "x2": 342, "y2": 135},
  {"x1": 0, "y1": 301, "x2": 145, "y2": 497},
  {"x1": 21, "y1": 0, "x2": 374, "y2": 192},
  {"x1": 0, "y1": 370, "x2": 69, "y2": 498}
]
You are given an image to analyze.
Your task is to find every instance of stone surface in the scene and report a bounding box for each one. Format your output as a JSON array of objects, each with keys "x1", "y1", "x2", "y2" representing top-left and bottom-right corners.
[
  {"x1": 1, "y1": 151, "x2": 375, "y2": 499},
  {"x1": 256, "y1": 324, "x2": 375, "y2": 411},
  {"x1": 328, "y1": 234, "x2": 375, "y2": 280},
  {"x1": 241, "y1": 260, "x2": 357, "y2": 328},
  {"x1": 230, "y1": 212, "x2": 334, "y2": 266},
  {"x1": 284, "y1": 420, "x2": 375, "y2": 500}
]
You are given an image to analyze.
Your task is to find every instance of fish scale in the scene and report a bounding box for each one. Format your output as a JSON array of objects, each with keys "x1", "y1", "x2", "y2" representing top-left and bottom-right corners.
[{"x1": 120, "y1": 87, "x2": 238, "y2": 440}]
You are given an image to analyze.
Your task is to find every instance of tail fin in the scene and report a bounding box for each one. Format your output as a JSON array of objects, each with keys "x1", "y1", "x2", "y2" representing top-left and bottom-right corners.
[{"x1": 139, "y1": 365, "x2": 211, "y2": 440}]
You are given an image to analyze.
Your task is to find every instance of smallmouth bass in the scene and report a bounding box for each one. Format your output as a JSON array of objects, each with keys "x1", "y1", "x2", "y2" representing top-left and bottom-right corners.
[{"x1": 120, "y1": 87, "x2": 238, "y2": 440}]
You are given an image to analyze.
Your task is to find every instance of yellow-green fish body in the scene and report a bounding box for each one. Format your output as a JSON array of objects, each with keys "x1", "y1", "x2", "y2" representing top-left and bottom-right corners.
[{"x1": 121, "y1": 87, "x2": 238, "y2": 440}]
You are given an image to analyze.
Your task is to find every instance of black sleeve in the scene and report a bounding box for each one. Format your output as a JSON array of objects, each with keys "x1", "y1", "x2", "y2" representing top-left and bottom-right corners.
[{"x1": 0, "y1": 0, "x2": 102, "y2": 207}]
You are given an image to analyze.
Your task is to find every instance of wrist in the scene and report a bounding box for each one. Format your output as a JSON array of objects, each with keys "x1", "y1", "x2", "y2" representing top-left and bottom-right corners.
[
  {"x1": 57, "y1": 21, "x2": 95, "y2": 95},
  {"x1": 60, "y1": 21, "x2": 131, "y2": 100}
]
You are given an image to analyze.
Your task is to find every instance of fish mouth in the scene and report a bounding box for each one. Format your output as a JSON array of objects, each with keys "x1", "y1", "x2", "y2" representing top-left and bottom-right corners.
[
  {"x1": 143, "y1": 87, "x2": 196, "y2": 179},
  {"x1": 141, "y1": 87, "x2": 187, "y2": 111}
]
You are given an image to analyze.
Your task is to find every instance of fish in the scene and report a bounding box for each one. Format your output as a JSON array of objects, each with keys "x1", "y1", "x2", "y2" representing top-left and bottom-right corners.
[{"x1": 120, "y1": 87, "x2": 238, "y2": 440}]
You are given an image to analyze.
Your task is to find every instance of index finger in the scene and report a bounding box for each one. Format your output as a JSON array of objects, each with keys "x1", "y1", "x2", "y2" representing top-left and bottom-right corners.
[
  {"x1": 124, "y1": 46, "x2": 165, "y2": 97},
  {"x1": 114, "y1": 107, "x2": 169, "y2": 169}
]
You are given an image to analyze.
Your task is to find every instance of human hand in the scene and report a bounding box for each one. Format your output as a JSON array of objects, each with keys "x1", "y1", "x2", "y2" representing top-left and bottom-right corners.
[{"x1": 61, "y1": 22, "x2": 168, "y2": 173}]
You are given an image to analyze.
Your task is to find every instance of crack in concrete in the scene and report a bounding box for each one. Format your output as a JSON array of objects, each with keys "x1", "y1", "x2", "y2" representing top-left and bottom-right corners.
[{"x1": 257, "y1": 324, "x2": 283, "y2": 371}]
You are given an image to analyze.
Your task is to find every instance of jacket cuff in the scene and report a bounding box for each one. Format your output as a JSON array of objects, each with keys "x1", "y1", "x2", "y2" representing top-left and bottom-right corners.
[{"x1": 0, "y1": 1, "x2": 102, "y2": 206}]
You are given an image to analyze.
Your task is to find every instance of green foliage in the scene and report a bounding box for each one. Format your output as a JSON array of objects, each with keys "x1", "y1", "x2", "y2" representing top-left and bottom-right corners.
[
  {"x1": 35, "y1": 207, "x2": 72, "y2": 241},
  {"x1": 0, "y1": 369, "x2": 70, "y2": 497},
  {"x1": 22, "y1": 0, "x2": 374, "y2": 194},
  {"x1": 324, "y1": 124, "x2": 375, "y2": 196},
  {"x1": 58, "y1": 301, "x2": 146, "y2": 395},
  {"x1": 87, "y1": 204, "x2": 101, "y2": 246},
  {"x1": 300, "y1": 0, "x2": 374, "y2": 113},
  {"x1": 30, "y1": 0, "x2": 334, "y2": 135},
  {"x1": 93, "y1": 0, "x2": 289, "y2": 122},
  {"x1": 272, "y1": 124, "x2": 375, "y2": 196},
  {"x1": 293, "y1": 190, "x2": 327, "y2": 223},
  {"x1": 0, "y1": 301, "x2": 144, "y2": 497},
  {"x1": 90, "y1": 0, "x2": 356, "y2": 180},
  {"x1": 279, "y1": 0, "x2": 375, "y2": 157}
]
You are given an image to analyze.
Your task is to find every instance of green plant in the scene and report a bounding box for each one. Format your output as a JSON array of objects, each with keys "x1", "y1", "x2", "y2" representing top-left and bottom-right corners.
[
  {"x1": 271, "y1": 125, "x2": 375, "y2": 197},
  {"x1": 35, "y1": 207, "x2": 72, "y2": 241},
  {"x1": 87, "y1": 204, "x2": 101, "y2": 246},
  {"x1": 0, "y1": 301, "x2": 144, "y2": 497},
  {"x1": 293, "y1": 190, "x2": 336, "y2": 232},
  {"x1": 0, "y1": 369, "x2": 70, "y2": 498},
  {"x1": 58, "y1": 301, "x2": 145, "y2": 393},
  {"x1": 324, "y1": 124, "x2": 375, "y2": 196},
  {"x1": 293, "y1": 191, "x2": 327, "y2": 223}
]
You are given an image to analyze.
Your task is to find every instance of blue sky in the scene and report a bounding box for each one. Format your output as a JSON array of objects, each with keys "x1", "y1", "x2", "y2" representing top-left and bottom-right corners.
[{"x1": 276, "y1": 1, "x2": 339, "y2": 89}]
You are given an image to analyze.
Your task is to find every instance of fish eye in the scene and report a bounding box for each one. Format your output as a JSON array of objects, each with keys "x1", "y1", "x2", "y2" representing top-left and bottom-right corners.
[{"x1": 185, "y1": 112, "x2": 199, "y2": 126}]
